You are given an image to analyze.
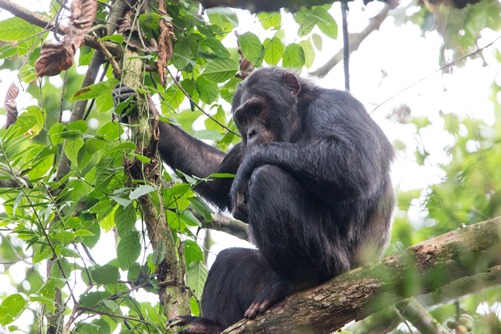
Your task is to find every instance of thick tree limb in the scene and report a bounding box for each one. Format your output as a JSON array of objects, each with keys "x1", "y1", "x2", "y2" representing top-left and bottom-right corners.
[{"x1": 225, "y1": 217, "x2": 501, "y2": 333}]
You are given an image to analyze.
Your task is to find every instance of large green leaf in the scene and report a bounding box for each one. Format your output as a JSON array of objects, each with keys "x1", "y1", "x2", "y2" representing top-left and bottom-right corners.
[
  {"x1": 92, "y1": 264, "x2": 120, "y2": 284},
  {"x1": 264, "y1": 37, "x2": 284, "y2": 65},
  {"x1": 238, "y1": 32, "x2": 264, "y2": 66},
  {"x1": 187, "y1": 261, "x2": 208, "y2": 300},
  {"x1": 0, "y1": 17, "x2": 41, "y2": 41},
  {"x1": 299, "y1": 39, "x2": 315, "y2": 68},
  {"x1": 0, "y1": 294, "x2": 27, "y2": 325},
  {"x1": 203, "y1": 58, "x2": 239, "y2": 83},
  {"x1": 117, "y1": 232, "x2": 141, "y2": 270},
  {"x1": 282, "y1": 43, "x2": 305, "y2": 69},
  {"x1": 115, "y1": 204, "x2": 136, "y2": 238},
  {"x1": 129, "y1": 185, "x2": 156, "y2": 200},
  {"x1": 64, "y1": 136, "x2": 84, "y2": 166},
  {"x1": 257, "y1": 12, "x2": 282, "y2": 30},
  {"x1": 313, "y1": 7, "x2": 338, "y2": 39}
]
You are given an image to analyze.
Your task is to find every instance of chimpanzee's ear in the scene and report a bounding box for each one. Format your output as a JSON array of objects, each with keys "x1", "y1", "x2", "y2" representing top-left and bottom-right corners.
[{"x1": 283, "y1": 71, "x2": 301, "y2": 96}]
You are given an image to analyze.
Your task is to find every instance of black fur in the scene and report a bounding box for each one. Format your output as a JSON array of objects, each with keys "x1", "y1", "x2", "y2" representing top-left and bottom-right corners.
[{"x1": 114, "y1": 67, "x2": 395, "y2": 333}]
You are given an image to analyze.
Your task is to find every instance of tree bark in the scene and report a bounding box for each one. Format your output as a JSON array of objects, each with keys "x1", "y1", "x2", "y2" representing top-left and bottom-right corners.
[
  {"x1": 225, "y1": 217, "x2": 501, "y2": 333},
  {"x1": 120, "y1": 26, "x2": 191, "y2": 321}
]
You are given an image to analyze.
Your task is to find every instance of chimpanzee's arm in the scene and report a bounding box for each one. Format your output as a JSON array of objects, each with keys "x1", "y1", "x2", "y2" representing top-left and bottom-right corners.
[
  {"x1": 157, "y1": 122, "x2": 242, "y2": 210},
  {"x1": 232, "y1": 92, "x2": 393, "y2": 203},
  {"x1": 113, "y1": 85, "x2": 241, "y2": 210},
  {"x1": 158, "y1": 123, "x2": 244, "y2": 210}
]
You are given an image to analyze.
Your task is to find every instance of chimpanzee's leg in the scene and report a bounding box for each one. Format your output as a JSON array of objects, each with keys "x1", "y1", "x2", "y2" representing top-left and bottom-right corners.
[
  {"x1": 170, "y1": 247, "x2": 279, "y2": 332},
  {"x1": 243, "y1": 165, "x2": 351, "y2": 318}
]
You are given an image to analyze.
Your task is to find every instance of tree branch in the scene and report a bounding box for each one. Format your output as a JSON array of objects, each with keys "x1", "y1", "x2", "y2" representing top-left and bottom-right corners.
[
  {"x1": 196, "y1": 211, "x2": 249, "y2": 240},
  {"x1": 0, "y1": 0, "x2": 119, "y2": 54},
  {"x1": 116, "y1": 0, "x2": 191, "y2": 318},
  {"x1": 310, "y1": 4, "x2": 391, "y2": 77},
  {"x1": 225, "y1": 217, "x2": 501, "y2": 333}
]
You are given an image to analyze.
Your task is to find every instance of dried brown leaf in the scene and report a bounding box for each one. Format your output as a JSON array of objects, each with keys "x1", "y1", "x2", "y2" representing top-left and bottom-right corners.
[
  {"x1": 4, "y1": 82, "x2": 19, "y2": 129},
  {"x1": 157, "y1": 1, "x2": 175, "y2": 85},
  {"x1": 35, "y1": 42, "x2": 74, "y2": 77},
  {"x1": 69, "y1": 0, "x2": 98, "y2": 49},
  {"x1": 35, "y1": 0, "x2": 97, "y2": 77}
]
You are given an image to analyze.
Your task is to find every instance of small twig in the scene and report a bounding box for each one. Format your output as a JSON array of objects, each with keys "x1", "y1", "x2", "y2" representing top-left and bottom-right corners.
[
  {"x1": 166, "y1": 67, "x2": 240, "y2": 136},
  {"x1": 397, "y1": 298, "x2": 449, "y2": 334},
  {"x1": 371, "y1": 36, "x2": 501, "y2": 113},
  {"x1": 193, "y1": 210, "x2": 249, "y2": 240},
  {"x1": 311, "y1": 4, "x2": 390, "y2": 78}
]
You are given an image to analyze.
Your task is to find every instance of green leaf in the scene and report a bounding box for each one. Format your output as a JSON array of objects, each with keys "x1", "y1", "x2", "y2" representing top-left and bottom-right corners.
[
  {"x1": 203, "y1": 58, "x2": 239, "y2": 83},
  {"x1": 180, "y1": 210, "x2": 201, "y2": 227},
  {"x1": 282, "y1": 43, "x2": 305, "y2": 69},
  {"x1": 64, "y1": 136, "x2": 84, "y2": 166},
  {"x1": 129, "y1": 184, "x2": 156, "y2": 200},
  {"x1": 99, "y1": 34, "x2": 124, "y2": 44},
  {"x1": 187, "y1": 261, "x2": 208, "y2": 300},
  {"x1": 98, "y1": 121, "x2": 122, "y2": 140},
  {"x1": 79, "y1": 291, "x2": 112, "y2": 308},
  {"x1": 299, "y1": 39, "x2": 315, "y2": 68},
  {"x1": 92, "y1": 264, "x2": 120, "y2": 284},
  {"x1": 189, "y1": 197, "x2": 213, "y2": 222},
  {"x1": 48, "y1": 123, "x2": 66, "y2": 144},
  {"x1": 74, "y1": 229, "x2": 94, "y2": 237},
  {"x1": 115, "y1": 204, "x2": 136, "y2": 238},
  {"x1": 257, "y1": 12, "x2": 282, "y2": 30},
  {"x1": 172, "y1": 37, "x2": 196, "y2": 70},
  {"x1": 184, "y1": 240, "x2": 203, "y2": 265},
  {"x1": 311, "y1": 33, "x2": 323, "y2": 51},
  {"x1": 194, "y1": 130, "x2": 224, "y2": 141},
  {"x1": 199, "y1": 38, "x2": 231, "y2": 58},
  {"x1": 0, "y1": 17, "x2": 41, "y2": 41},
  {"x1": 23, "y1": 105, "x2": 45, "y2": 136},
  {"x1": 33, "y1": 279, "x2": 58, "y2": 312},
  {"x1": 207, "y1": 10, "x2": 239, "y2": 38},
  {"x1": 32, "y1": 244, "x2": 53, "y2": 263},
  {"x1": 100, "y1": 205, "x2": 117, "y2": 231},
  {"x1": 313, "y1": 7, "x2": 338, "y2": 39},
  {"x1": 238, "y1": 32, "x2": 263, "y2": 66},
  {"x1": 117, "y1": 232, "x2": 141, "y2": 270},
  {"x1": 67, "y1": 120, "x2": 88, "y2": 133},
  {"x1": 0, "y1": 294, "x2": 27, "y2": 325},
  {"x1": 70, "y1": 81, "x2": 112, "y2": 101},
  {"x1": 111, "y1": 195, "x2": 132, "y2": 207},
  {"x1": 82, "y1": 222, "x2": 100, "y2": 248},
  {"x1": 263, "y1": 37, "x2": 284, "y2": 65},
  {"x1": 52, "y1": 230, "x2": 75, "y2": 245},
  {"x1": 294, "y1": 10, "x2": 316, "y2": 37},
  {"x1": 0, "y1": 44, "x2": 16, "y2": 59},
  {"x1": 19, "y1": 64, "x2": 36, "y2": 83},
  {"x1": 196, "y1": 75, "x2": 219, "y2": 104}
]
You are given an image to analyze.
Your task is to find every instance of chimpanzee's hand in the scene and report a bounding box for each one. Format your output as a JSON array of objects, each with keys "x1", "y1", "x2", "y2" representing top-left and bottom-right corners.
[
  {"x1": 230, "y1": 180, "x2": 248, "y2": 222},
  {"x1": 112, "y1": 84, "x2": 136, "y2": 106},
  {"x1": 230, "y1": 153, "x2": 258, "y2": 222}
]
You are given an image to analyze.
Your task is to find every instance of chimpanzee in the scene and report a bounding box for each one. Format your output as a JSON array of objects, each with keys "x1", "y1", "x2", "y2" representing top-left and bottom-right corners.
[{"x1": 113, "y1": 67, "x2": 394, "y2": 333}]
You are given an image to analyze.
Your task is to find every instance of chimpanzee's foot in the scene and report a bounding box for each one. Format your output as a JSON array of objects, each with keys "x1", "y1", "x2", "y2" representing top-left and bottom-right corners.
[
  {"x1": 244, "y1": 278, "x2": 289, "y2": 319},
  {"x1": 168, "y1": 315, "x2": 225, "y2": 334}
]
